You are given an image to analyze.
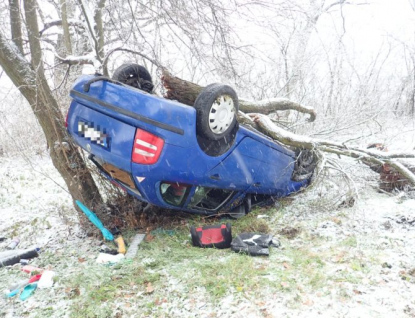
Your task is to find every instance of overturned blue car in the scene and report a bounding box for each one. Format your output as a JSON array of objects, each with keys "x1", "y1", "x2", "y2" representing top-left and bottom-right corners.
[{"x1": 66, "y1": 64, "x2": 316, "y2": 218}]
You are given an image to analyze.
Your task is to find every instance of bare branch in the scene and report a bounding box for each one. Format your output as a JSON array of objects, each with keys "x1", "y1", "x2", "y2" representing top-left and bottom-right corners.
[
  {"x1": 39, "y1": 19, "x2": 84, "y2": 36},
  {"x1": 250, "y1": 113, "x2": 415, "y2": 186},
  {"x1": 240, "y1": 98, "x2": 316, "y2": 122},
  {"x1": 102, "y1": 47, "x2": 163, "y2": 76}
]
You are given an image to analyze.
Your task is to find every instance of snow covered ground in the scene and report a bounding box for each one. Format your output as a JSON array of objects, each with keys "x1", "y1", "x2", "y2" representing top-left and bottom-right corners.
[{"x1": 0, "y1": 130, "x2": 415, "y2": 317}]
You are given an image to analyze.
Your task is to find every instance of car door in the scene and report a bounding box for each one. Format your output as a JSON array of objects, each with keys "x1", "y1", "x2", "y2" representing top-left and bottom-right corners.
[{"x1": 207, "y1": 137, "x2": 295, "y2": 193}]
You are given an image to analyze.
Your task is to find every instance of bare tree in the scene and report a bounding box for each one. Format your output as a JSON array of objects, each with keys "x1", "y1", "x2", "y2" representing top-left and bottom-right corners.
[{"x1": 0, "y1": 0, "x2": 103, "y2": 214}]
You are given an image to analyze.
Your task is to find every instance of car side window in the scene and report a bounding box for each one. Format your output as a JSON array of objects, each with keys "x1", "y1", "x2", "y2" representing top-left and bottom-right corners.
[
  {"x1": 160, "y1": 182, "x2": 189, "y2": 207},
  {"x1": 189, "y1": 186, "x2": 233, "y2": 211}
]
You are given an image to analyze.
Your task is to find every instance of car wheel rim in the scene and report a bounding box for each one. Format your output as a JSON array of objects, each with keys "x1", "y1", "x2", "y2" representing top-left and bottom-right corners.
[{"x1": 209, "y1": 95, "x2": 235, "y2": 134}]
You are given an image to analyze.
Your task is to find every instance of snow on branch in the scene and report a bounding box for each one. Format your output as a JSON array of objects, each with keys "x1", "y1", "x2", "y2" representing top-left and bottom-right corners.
[
  {"x1": 39, "y1": 19, "x2": 85, "y2": 35},
  {"x1": 240, "y1": 98, "x2": 316, "y2": 122},
  {"x1": 55, "y1": 52, "x2": 101, "y2": 69}
]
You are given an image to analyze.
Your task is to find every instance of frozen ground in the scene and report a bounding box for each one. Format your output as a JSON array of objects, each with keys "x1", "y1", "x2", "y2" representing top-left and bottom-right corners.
[{"x1": 0, "y1": 139, "x2": 415, "y2": 317}]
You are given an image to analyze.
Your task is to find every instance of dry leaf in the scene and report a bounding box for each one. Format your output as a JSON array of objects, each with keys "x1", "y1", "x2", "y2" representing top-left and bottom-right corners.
[
  {"x1": 303, "y1": 298, "x2": 314, "y2": 306},
  {"x1": 145, "y1": 282, "x2": 154, "y2": 294}
]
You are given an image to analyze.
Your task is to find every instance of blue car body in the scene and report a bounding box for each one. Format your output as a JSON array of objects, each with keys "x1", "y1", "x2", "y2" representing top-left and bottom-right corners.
[{"x1": 67, "y1": 75, "x2": 310, "y2": 216}]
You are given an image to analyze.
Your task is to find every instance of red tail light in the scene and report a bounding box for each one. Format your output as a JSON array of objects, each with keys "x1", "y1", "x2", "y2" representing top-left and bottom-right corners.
[{"x1": 132, "y1": 128, "x2": 164, "y2": 165}]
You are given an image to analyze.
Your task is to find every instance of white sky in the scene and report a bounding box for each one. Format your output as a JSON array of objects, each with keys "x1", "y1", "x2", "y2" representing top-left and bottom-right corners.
[{"x1": 335, "y1": 0, "x2": 414, "y2": 51}]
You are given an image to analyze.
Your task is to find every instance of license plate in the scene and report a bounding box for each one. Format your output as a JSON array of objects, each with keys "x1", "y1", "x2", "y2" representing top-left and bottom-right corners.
[{"x1": 78, "y1": 120, "x2": 109, "y2": 148}]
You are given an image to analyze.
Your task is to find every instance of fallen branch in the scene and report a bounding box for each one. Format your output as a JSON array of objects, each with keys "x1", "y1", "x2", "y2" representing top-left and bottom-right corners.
[
  {"x1": 250, "y1": 113, "x2": 415, "y2": 187},
  {"x1": 240, "y1": 98, "x2": 316, "y2": 122}
]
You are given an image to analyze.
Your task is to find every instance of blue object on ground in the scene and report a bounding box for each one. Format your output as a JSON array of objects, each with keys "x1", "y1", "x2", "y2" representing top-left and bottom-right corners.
[
  {"x1": 19, "y1": 283, "x2": 37, "y2": 301},
  {"x1": 5, "y1": 288, "x2": 20, "y2": 298},
  {"x1": 75, "y1": 201, "x2": 114, "y2": 241}
]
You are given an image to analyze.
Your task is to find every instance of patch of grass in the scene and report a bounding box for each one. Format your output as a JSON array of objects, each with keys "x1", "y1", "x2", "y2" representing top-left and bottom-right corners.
[
  {"x1": 340, "y1": 236, "x2": 358, "y2": 248},
  {"x1": 280, "y1": 246, "x2": 327, "y2": 290},
  {"x1": 231, "y1": 209, "x2": 271, "y2": 234},
  {"x1": 68, "y1": 261, "x2": 160, "y2": 318},
  {"x1": 34, "y1": 307, "x2": 55, "y2": 318},
  {"x1": 185, "y1": 253, "x2": 259, "y2": 298}
]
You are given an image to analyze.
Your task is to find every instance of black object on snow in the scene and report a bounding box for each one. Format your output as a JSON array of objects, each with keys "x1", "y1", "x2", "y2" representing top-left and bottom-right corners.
[
  {"x1": 0, "y1": 248, "x2": 40, "y2": 268},
  {"x1": 231, "y1": 233, "x2": 280, "y2": 256},
  {"x1": 99, "y1": 245, "x2": 119, "y2": 255},
  {"x1": 190, "y1": 223, "x2": 232, "y2": 249}
]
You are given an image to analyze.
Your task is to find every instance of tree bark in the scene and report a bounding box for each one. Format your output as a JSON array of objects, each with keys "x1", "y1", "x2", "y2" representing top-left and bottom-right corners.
[
  {"x1": 94, "y1": 0, "x2": 106, "y2": 60},
  {"x1": 60, "y1": 0, "x2": 72, "y2": 55},
  {"x1": 8, "y1": 0, "x2": 23, "y2": 54},
  {"x1": 0, "y1": 0, "x2": 103, "y2": 215}
]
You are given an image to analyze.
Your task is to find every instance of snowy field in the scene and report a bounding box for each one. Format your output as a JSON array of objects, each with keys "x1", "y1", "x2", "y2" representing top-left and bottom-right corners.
[{"x1": 1, "y1": 121, "x2": 415, "y2": 317}]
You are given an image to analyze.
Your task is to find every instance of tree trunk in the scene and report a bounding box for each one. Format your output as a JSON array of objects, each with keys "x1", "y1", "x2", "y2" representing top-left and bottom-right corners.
[
  {"x1": 0, "y1": 0, "x2": 103, "y2": 216},
  {"x1": 94, "y1": 0, "x2": 106, "y2": 60},
  {"x1": 161, "y1": 69, "x2": 316, "y2": 121},
  {"x1": 8, "y1": 0, "x2": 23, "y2": 54},
  {"x1": 60, "y1": 0, "x2": 72, "y2": 55}
]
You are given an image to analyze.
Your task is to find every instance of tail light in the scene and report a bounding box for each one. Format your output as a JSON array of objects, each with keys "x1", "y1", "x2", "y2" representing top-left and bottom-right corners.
[{"x1": 132, "y1": 128, "x2": 164, "y2": 165}]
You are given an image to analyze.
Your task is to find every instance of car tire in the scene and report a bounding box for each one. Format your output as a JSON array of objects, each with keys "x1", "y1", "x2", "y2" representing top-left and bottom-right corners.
[
  {"x1": 196, "y1": 122, "x2": 238, "y2": 157},
  {"x1": 112, "y1": 63, "x2": 154, "y2": 93},
  {"x1": 194, "y1": 83, "x2": 238, "y2": 141}
]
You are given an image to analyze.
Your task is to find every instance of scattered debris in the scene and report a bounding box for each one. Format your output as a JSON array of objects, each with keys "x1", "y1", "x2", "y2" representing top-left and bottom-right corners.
[
  {"x1": 99, "y1": 245, "x2": 118, "y2": 255},
  {"x1": 231, "y1": 233, "x2": 280, "y2": 256},
  {"x1": 6, "y1": 237, "x2": 20, "y2": 250},
  {"x1": 125, "y1": 234, "x2": 146, "y2": 259},
  {"x1": 20, "y1": 259, "x2": 29, "y2": 265},
  {"x1": 75, "y1": 200, "x2": 114, "y2": 241},
  {"x1": 96, "y1": 252, "x2": 125, "y2": 264},
  {"x1": 19, "y1": 283, "x2": 38, "y2": 301},
  {"x1": 114, "y1": 236, "x2": 126, "y2": 254},
  {"x1": 0, "y1": 247, "x2": 40, "y2": 268},
  {"x1": 5, "y1": 274, "x2": 41, "y2": 300},
  {"x1": 190, "y1": 223, "x2": 232, "y2": 249},
  {"x1": 395, "y1": 215, "x2": 415, "y2": 226},
  {"x1": 37, "y1": 270, "x2": 55, "y2": 289},
  {"x1": 7, "y1": 274, "x2": 41, "y2": 295},
  {"x1": 22, "y1": 265, "x2": 44, "y2": 274}
]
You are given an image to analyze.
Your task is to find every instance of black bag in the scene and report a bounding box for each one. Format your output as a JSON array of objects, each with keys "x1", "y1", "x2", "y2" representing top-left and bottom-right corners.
[{"x1": 190, "y1": 223, "x2": 232, "y2": 249}]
